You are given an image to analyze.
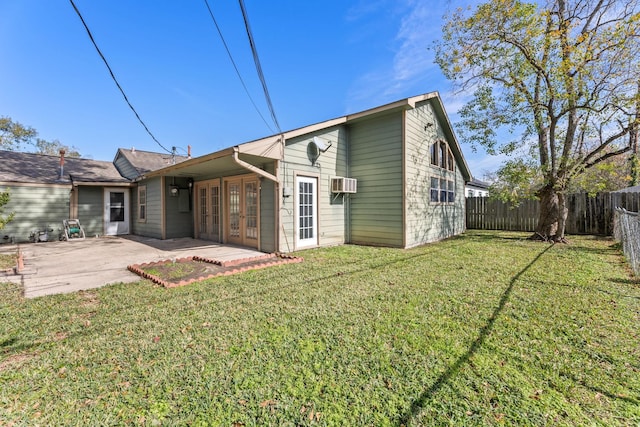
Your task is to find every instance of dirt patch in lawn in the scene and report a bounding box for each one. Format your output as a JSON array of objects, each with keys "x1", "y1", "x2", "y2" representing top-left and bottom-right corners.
[{"x1": 128, "y1": 254, "x2": 302, "y2": 288}]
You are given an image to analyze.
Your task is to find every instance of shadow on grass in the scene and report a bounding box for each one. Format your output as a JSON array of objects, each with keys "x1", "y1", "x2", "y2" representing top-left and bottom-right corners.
[
  {"x1": 609, "y1": 277, "x2": 640, "y2": 287},
  {"x1": 560, "y1": 371, "x2": 640, "y2": 405},
  {"x1": 397, "y1": 244, "x2": 554, "y2": 426}
]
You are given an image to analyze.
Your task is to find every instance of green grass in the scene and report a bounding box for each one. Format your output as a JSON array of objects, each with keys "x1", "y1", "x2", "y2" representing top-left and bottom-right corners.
[
  {"x1": 0, "y1": 252, "x2": 16, "y2": 270},
  {"x1": 1, "y1": 231, "x2": 639, "y2": 426}
]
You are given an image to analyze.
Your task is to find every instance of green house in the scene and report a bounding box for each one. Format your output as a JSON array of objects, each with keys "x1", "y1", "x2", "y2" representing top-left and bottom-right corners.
[
  {"x1": 0, "y1": 92, "x2": 471, "y2": 251},
  {"x1": 133, "y1": 92, "x2": 471, "y2": 252}
]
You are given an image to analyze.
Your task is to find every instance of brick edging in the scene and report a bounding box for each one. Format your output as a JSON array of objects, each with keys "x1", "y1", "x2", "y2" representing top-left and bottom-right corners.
[{"x1": 127, "y1": 253, "x2": 303, "y2": 288}]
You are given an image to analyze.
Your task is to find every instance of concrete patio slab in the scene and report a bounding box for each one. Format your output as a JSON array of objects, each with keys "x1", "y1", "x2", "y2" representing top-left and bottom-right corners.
[{"x1": 2, "y1": 235, "x2": 265, "y2": 298}]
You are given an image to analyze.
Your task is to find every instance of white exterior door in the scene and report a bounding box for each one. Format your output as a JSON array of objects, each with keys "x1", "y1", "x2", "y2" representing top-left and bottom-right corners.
[
  {"x1": 104, "y1": 188, "x2": 130, "y2": 235},
  {"x1": 296, "y1": 176, "x2": 318, "y2": 249}
]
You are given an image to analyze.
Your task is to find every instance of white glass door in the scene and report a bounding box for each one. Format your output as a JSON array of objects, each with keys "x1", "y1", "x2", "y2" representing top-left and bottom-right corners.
[
  {"x1": 296, "y1": 176, "x2": 317, "y2": 248},
  {"x1": 104, "y1": 188, "x2": 130, "y2": 235}
]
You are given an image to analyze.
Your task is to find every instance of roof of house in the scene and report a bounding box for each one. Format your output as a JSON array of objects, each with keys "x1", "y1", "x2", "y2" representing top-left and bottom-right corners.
[
  {"x1": 466, "y1": 178, "x2": 490, "y2": 189},
  {"x1": 114, "y1": 148, "x2": 189, "y2": 177},
  {"x1": 141, "y1": 92, "x2": 473, "y2": 182},
  {"x1": 0, "y1": 150, "x2": 129, "y2": 185}
]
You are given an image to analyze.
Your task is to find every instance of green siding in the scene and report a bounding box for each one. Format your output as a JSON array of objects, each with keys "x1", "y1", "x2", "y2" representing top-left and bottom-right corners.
[
  {"x1": 404, "y1": 100, "x2": 466, "y2": 247},
  {"x1": 278, "y1": 126, "x2": 348, "y2": 252},
  {"x1": 0, "y1": 184, "x2": 70, "y2": 242},
  {"x1": 131, "y1": 177, "x2": 163, "y2": 239},
  {"x1": 164, "y1": 177, "x2": 194, "y2": 239},
  {"x1": 349, "y1": 112, "x2": 404, "y2": 247},
  {"x1": 77, "y1": 186, "x2": 104, "y2": 237},
  {"x1": 114, "y1": 154, "x2": 139, "y2": 180},
  {"x1": 259, "y1": 178, "x2": 276, "y2": 253}
]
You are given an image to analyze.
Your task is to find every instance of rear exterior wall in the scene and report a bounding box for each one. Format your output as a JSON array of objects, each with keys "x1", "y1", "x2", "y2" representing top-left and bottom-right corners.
[
  {"x1": 77, "y1": 186, "x2": 104, "y2": 237},
  {"x1": 349, "y1": 112, "x2": 405, "y2": 247},
  {"x1": 278, "y1": 126, "x2": 348, "y2": 252},
  {"x1": 0, "y1": 184, "x2": 70, "y2": 243},
  {"x1": 131, "y1": 177, "x2": 163, "y2": 239},
  {"x1": 404, "y1": 101, "x2": 466, "y2": 247}
]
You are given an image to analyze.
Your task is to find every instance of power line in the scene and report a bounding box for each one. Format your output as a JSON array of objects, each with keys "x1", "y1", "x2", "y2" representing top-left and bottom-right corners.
[
  {"x1": 68, "y1": 0, "x2": 171, "y2": 154},
  {"x1": 203, "y1": 0, "x2": 274, "y2": 134},
  {"x1": 237, "y1": 0, "x2": 282, "y2": 133}
]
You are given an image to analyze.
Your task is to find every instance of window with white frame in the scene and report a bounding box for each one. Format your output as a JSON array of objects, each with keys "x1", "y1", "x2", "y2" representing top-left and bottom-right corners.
[
  {"x1": 138, "y1": 185, "x2": 147, "y2": 221},
  {"x1": 430, "y1": 177, "x2": 455, "y2": 203}
]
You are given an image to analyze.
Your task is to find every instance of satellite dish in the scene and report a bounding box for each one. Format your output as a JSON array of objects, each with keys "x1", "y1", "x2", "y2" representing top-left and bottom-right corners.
[{"x1": 312, "y1": 136, "x2": 332, "y2": 153}]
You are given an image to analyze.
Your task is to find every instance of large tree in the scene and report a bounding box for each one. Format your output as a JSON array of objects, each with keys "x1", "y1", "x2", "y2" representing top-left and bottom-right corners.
[{"x1": 436, "y1": 0, "x2": 640, "y2": 241}]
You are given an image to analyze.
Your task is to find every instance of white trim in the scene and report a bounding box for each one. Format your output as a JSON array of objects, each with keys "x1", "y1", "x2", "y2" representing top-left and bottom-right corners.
[
  {"x1": 295, "y1": 175, "x2": 318, "y2": 249},
  {"x1": 103, "y1": 187, "x2": 130, "y2": 235}
]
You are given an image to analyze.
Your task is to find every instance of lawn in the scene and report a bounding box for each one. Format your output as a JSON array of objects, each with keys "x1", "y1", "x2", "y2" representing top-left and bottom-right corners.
[{"x1": 1, "y1": 231, "x2": 638, "y2": 426}]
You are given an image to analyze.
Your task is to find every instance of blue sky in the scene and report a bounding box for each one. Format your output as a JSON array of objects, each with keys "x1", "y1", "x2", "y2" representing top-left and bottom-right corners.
[{"x1": 0, "y1": 0, "x2": 502, "y2": 178}]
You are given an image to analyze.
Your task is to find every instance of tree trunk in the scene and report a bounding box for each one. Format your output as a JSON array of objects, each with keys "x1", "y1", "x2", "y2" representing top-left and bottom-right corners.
[{"x1": 531, "y1": 185, "x2": 568, "y2": 242}]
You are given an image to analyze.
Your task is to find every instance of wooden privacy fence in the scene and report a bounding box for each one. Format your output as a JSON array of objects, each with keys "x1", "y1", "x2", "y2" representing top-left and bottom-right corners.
[{"x1": 466, "y1": 192, "x2": 640, "y2": 236}]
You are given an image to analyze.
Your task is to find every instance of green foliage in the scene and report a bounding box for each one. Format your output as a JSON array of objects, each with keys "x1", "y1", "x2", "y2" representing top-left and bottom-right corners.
[
  {"x1": 0, "y1": 116, "x2": 80, "y2": 157},
  {"x1": 0, "y1": 189, "x2": 15, "y2": 231},
  {"x1": 33, "y1": 138, "x2": 81, "y2": 158},
  {"x1": 569, "y1": 155, "x2": 632, "y2": 195},
  {"x1": 0, "y1": 117, "x2": 36, "y2": 151},
  {"x1": 489, "y1": 159, "x2": 540, "y2": 205},
  {"x1": 0, "y1": 233, "x2": 638, "y2": 425},
  {"x1": 630, "y1": 154, "x2": 640, "y2": 186},
  {"x1": 435, "y1": 0, "x2": 640, "y2": 200}
]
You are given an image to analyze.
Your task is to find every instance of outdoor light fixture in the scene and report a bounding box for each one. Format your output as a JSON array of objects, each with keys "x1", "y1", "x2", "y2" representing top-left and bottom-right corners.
[{"x1": 170, "y1": 186, "x2": 179, "y2": 197}]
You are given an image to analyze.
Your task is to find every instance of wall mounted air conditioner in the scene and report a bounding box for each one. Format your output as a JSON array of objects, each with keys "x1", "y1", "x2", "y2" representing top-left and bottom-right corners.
[{"x1": 331, "y1": 177, "x2": 357, "y2": 194}]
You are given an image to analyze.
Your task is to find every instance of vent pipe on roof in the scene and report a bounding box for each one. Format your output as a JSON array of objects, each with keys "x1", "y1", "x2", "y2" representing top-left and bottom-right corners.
[
  {"x1": 131, "y1": 146, "x2": 135, "y2": 153},
  {"x1": 187, "y1": 145, "x2": 191, "y2": 159},
  {"x1": 59, "y1": 149, "x2": 66, "y2": 180}
]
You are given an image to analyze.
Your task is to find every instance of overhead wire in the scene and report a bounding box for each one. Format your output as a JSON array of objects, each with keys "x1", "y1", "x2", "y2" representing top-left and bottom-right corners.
[
  {"x1": 237, "y1": 0, "x2": 282, "y2": 134},
  {"x1": 68, "y1": 0, "x2": 171, "y2": 154},
  {"x1": 202, "y1": 0, "x2": 274, "y2": 134}
]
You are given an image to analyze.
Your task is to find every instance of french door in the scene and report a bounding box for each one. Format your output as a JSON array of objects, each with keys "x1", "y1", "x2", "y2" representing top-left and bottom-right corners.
[
  {"x1": 225, "y1": 175, "x2": 259, "y2": 248},
  {"x1": 296, "y1": 176, "x2": 318, "y2": 248},
  {"x1": 195, "y1": 179, "x2": 220, "y2": 241}
]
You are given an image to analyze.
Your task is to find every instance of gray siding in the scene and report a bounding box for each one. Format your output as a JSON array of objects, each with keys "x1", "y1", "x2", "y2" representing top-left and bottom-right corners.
[
  {"x1": 349, "y1": 112, "x2": 404, "y2": 247},
  {"x1": 131, "y1": 177, "x2": 163, "y2": 239},
  {"x1": 77, "y1": 186, "x2": 104, "y2": 237},
  {"x1": 404, "y1": 101, "x2": 466, "y2": 247},
  {"x1": 164, "y1": 177, "x2": 194, "y2": 239},
  {"x1": 0, "y1": 184, "x2": 70, "y2": 243},
  {"x1": 278, "y1": 126, "x2": 348, "y2": 252},
  {"x1": 113, "y1": 154, "x2": 139, "y2": 180}
]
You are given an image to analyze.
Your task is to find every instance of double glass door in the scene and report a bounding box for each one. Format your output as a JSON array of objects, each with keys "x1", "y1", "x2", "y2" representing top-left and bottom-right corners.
[{"x1": 226, "y1": 176, "x2": 259, "y2": 248}]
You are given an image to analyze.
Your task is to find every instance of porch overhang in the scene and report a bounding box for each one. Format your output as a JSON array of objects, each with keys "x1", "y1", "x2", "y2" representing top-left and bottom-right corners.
[{"x1": 138, "y1": 137, "x2": 283, "y2": 181}]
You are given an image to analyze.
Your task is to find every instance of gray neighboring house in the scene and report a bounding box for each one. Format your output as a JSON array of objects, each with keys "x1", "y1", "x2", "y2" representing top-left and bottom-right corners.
[{"x1": 1, "y1": 92, "x2": 473, "y2": 251}]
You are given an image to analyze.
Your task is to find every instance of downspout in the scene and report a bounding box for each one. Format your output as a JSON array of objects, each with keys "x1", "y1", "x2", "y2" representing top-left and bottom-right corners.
[{"x1": 231, "y1": 147, "x2": 279, "y2": 183}]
